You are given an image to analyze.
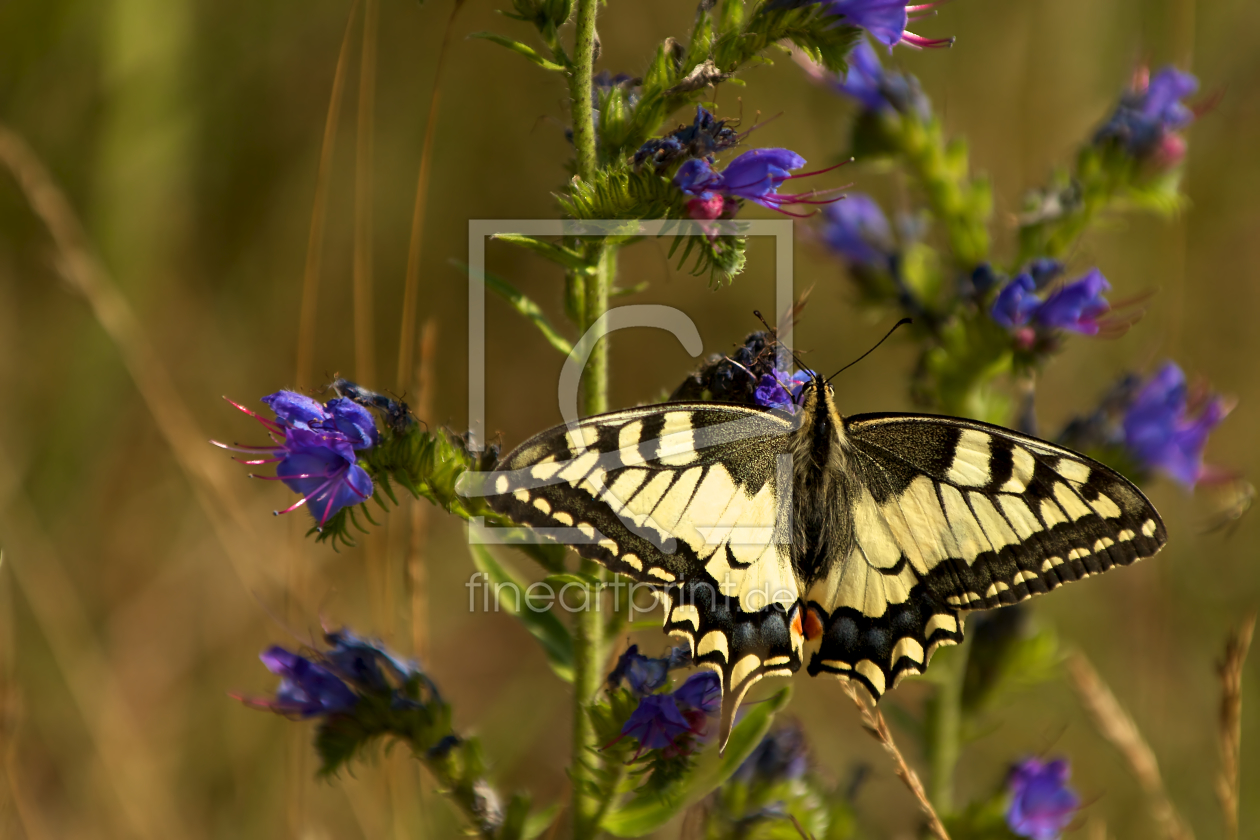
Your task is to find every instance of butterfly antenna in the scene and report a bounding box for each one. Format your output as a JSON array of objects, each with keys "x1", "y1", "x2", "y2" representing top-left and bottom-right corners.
[
  {"x1": 825, "y1": 318, "x2": 913, "y2": 384},
  {"x1": 752, "y1": 309, "x2": 814, "y2": 380}
]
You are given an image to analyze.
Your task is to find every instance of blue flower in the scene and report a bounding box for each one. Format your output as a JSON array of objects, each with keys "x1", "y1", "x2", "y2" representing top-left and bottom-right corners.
[
  {"x1": 1122, "y1": 362, "x2": 1229, "y2": 488},
  {"x1": 256, "y1": 646, "x2": 358, "y2": 718},
  {"x1": 673, "y1": 148, "x2": 843, "y2": 218},
  {"x1": 735, "y1": 719, "x2": 809, "y2": 784},
  {"x1": 216, "y1": 391, "x2": 378, "y2": 525},
  {"x1": 1006, "y1": 757, "x2": 1080, "y2": 840},
  {"x1": 820, "y1": 192, "x2": 894, "y2": 266},
  {"x1": 607, "y1": 644, "x2": 690, "y2": 695},
  {"x1": 1034, "y1": 269, "x2": 1110, "y2": 335},
  {"x1": 1025, "y1": 258, "x2": 1064, "y2": 288},
  {"x1": 774, "y1": 0, "x2": 952, "y2": 49},
  {"x1": 829, "y1": 39, "x2": 931, "y2": 118},
  {"x1": 1095, "y1": 66, "x2": 1199, "y2": 162},
  {"x1": 619, "y1": 694, "x2": 692, "y2": 751},
  {"x1": 990, "y1": 269, "x2": 1112, "y2": 336},
  {"x1": 324, "y1": 629, "x2": 419, "y2": 692},
  {"x1": 1140, "y1": 67, "x2": 1198, "y2": 130},
  {"x1": 754, "y1": 369, "x2": 814, "y2": 413},
  {"x1": 990, "y1": 274, "x2": 1041, "y2": 329},
  {"x1": 672, "y1": 671, "x2": 721, "y2": 716}
]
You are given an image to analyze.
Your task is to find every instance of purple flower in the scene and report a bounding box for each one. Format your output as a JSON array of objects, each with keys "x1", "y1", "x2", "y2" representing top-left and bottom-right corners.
[
  {"x1": 719, "y1": 148, "x2": 807, "y2": 203},
  {"x1": 779, "y1": 0, "x2": 953, "y2": 49},
  {"x1": 256, "y1": 646, "x2": 358, "y2": 718},
  {"x1": 990, "y1": 274, "x2": 1041, "y2": 329},
  {"x1": 735, "y1": 719, "x2": 809, "y2": 784},
  {"x1": 754, "y1": 369, "x2": 814, "y2": 413},
  {"x1": 820, "y1": 192, "x2": 894, "y2": 266},
  {"x1": 1006, "y1": 758, "x2": 1080, "y2": 840},
  {"x1": 830, "y1": 39, "x2": 932, "y2": 118},
  {"x1": 325, "y1": 629, "x2": 418, "y2": 692},
  {"x1": 1140, "y1": 67, "x2": 1199, "y2": 130},
  {"x1": 607, "y1": 644, "x2": 691, "y2": 695},
  {"x1": 215, "y1": 391, "x2": 378, "y2": 525},
  {"x1": 1096, "y1": 66, "x2": 1199, "y2": 162},
  {"x1": 619, "y1": 694, "x2": 692, "y2": 751},
  {"x1": 672, "y1": 671, "x2": 721, "y2": 716},
  {"x1": 991, "y1": 269, "x2": 1113, "y2": 336},
  {"x1": 1122, "y1": 362, "x2": 1229, "y2": 488},
  {"x1": 1034, "y1": 269, "x2": 1111, "y2": 335},
  {"x1": 673, "y1": 148, "x2": 843, "y2": 219},
  {"x1": 1026, "y1": 258, "x2": 1064, "y2": 288},
  {"x1": 673, "y1": 158, "x2": 724, "y2": 199}
]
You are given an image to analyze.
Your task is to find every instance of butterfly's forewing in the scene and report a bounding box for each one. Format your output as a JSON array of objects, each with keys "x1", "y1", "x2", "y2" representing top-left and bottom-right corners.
[
  {"x1": 481, "y1": 403, "x2": 808, "y2": 735},
  {"x1": 807, "y1": 412, "x2": 1167, "y2": 699}
]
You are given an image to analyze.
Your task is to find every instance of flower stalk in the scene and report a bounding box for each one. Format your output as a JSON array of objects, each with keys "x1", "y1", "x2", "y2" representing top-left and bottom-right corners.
[{"x1": 567, "y1": 2, "x2": 613, "y2": 836}]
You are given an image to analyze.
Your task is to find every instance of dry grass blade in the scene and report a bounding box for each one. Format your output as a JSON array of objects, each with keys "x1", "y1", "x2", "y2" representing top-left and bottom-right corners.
[
  {"x1": 296, "y1": 0, "x2": 362, "y2": 389},
  {"x1": 1067, "y1": 653, "x2": 1196, "y2": 840},
  {"x1": 1216, "y1": 613, "x2": 1255, "y2": 840},
  {"x1": 395, "y1": 1, "x2": 465, "y2": 392},
  {"x1": 354, "y1": 0, "x2": 379, "y2": 385},
  {"x1": 409, "y1": 318, "x2": 438, "y2": 659},
  {"x1": 0, "y1": 452, "x2": 183, "y2": 840},
  {"x1": 0, "y1": 123, "x2": 292, "y2": 602},
  {"x1": 842, "y1": 683, "x2": 951, "y2": 840}
]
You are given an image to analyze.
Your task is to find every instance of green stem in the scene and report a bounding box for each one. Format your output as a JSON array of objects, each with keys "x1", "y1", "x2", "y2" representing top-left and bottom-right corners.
[
  {"x1": 567, "y1": 5, "x2": 610, "y2": 837},
  {"x1": 928, "y1": 637, "x2": 968, "y2": 813},
  {"x1": 570, "y1": 0, "x2": 599, "y2": 184}
]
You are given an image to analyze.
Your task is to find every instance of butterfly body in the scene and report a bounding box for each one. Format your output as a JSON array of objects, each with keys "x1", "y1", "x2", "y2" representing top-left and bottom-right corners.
[{"x1": 478, "y1": 376, "x2": 1166, "y2": 744}]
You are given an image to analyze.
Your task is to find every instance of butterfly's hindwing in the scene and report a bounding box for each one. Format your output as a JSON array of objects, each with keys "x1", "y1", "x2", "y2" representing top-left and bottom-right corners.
[{"x1": 662, "y1": 574, "x2": 804, "y2": 735}]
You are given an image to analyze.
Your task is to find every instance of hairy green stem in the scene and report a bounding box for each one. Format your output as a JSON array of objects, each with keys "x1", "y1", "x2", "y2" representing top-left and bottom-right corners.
[
  {"x1": 570, "y1": 0, "x2": 599, "y2": 184},
  {"x1": 567, "y1": 4, "x2": 610, "y2": 837}
]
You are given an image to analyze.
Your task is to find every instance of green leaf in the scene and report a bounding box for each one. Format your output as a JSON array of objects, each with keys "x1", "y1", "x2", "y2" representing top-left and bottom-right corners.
[
  {"x1": 451, "y1": 260, "x2": 573, "y2": 356},
  {"x1": 602, "y1": 686, "x2": 792, "y2": 837},
  {"x1": 469, "y1": 543, "x2": 575, "y2": 683},
  {"x1": 468, "y1": 32, "x2": 565, "y2": 71},
  {"x1": 493, "y1": 233, "x2": 597, "y2": 274},
  {"x1": 522, "y1": 802, "x2": 562, "y2": 839}
]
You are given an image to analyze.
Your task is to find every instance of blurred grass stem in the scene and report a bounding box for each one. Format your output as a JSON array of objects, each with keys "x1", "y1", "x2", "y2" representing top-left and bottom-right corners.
[
  {"x1": 354, "y1": 0, "x2": 379, "y2": 386},
  {"x1": 409, "y1": 319, "x2": 439, "y2": 660},
  {"x1": 0, "y1": 123, "x2": 293, "y2": 601},
  {"x1": 396, "y1": 0, "x2": 465, "y2": 393},
  {"x1": 0, "y1": 456, "x2": 183, "y2": 840},
  {"x1": 1068, "y1": 653, "x2": 1196, "y2": 840},
  {"x1": 297, "y1": 0, "x2": 361, "y2": 390},
  {"x1": 843, "y1": 683, "x2": 950, "y2": 840},
  {"x1": 1215, "y1": 613, "x2": 1254, "y2": 840}
]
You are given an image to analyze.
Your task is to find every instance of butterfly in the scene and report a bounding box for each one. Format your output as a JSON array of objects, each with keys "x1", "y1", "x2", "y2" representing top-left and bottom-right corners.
[{"x1": 474, "y1": 366, "x2": 1166, "y2": 746}]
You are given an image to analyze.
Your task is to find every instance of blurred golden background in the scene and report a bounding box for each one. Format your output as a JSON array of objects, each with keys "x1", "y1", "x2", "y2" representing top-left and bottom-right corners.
[{"x1": 0, "y1": 0, "x2": 1256, "y2": 837}]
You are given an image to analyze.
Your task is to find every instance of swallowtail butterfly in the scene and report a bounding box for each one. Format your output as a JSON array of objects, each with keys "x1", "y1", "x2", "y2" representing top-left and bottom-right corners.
[{"x1": 474, "y1": 367, "x2": 1166, "y2": 745}]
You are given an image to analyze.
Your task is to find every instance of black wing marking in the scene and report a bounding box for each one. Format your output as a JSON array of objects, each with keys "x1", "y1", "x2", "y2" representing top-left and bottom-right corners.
[{"x1": 808, "y1": 412, "x2": 1165, "y2": 700}]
